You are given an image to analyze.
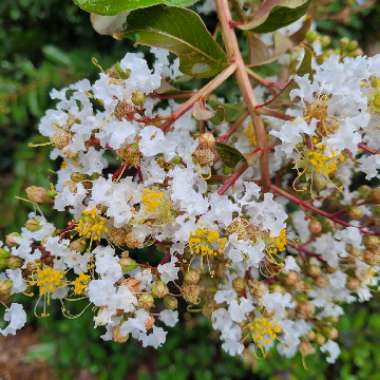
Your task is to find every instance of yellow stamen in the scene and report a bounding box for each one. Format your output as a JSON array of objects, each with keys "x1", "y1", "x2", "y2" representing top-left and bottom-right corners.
[
  {"x1": 248, "y1": 317, "x2": 281, "y2": 350},
  {"x1": 73, "y1": 273, "x2": 90, "y2": 295},
  {"x1": 75, "y1": 208, "x2": 108, "y2": 241},
  {"x1": 188, "y1": 228, "x2": 227, "y2": 257},
  {"x1": 35, "y1": 266, "x2": 65, "y2": 296}
]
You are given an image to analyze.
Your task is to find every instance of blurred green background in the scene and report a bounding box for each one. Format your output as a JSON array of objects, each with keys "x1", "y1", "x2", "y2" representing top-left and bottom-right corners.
[{"x1": 1, "y1": 1, "x2": 380, "y2": 379}]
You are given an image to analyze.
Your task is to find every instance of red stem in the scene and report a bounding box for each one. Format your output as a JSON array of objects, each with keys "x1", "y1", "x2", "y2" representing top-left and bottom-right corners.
[
  {"x1": 161, "y1": 63, "x2": 237, "y2": 132},
  {"x1": 270, "y1": 184, "x2": 369, "y2": 232}
]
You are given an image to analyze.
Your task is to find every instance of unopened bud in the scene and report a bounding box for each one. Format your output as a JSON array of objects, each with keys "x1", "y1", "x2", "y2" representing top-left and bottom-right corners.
[
  {"x1": 120, "y1": 257, "x2": 138, "y2": 273},
  {"x1": 152, "y1": 280, "x2": 169, "y2": 298},
  {"x1": 131, "y1": 91, "x2": 145, "y2": 106},
  {"x1": 347, "y1": 277, "x2": 360, "y2": 290},
  {"x1": 347, "y1": 40, "x2": 358, "y2": 52},
  {"x1": 69, "y1": 239, "x2": 87, "y2": 253},
  {"x1": 182, "y1": 284, "x2": 201, "y2": 304},
  {"x1": 0, "y1": 248, "x2": 10, "y2": 260},
  {"x1": 7, "y1": 256, "x2": 23, "y2": 269},
  {"x1": 0, "y1": 280, "x2": 12, "y2": 302},
  {"x1": 112, "y1": 325, "x2": 128, "y2": 343},
  {"x1": 299, "y1": 341, "x2": 315, "y2": 357},
  {"x1": 5, "y1": 232, "x2": 21, "y2": 247},
  {"x1": 184, "y1": 270, "x2": 201, "y2": 285},
  {"x1": 315, "y1": 276, "x2": 328, "y2": 288},
  {"x1": 285, "y1": 271, "x2": 299, "y2": 286},
  {"x1": 232, "y1": 278, "x2": 246, "y2": 293},
  {"x1": 357, "y1": 185, "x2": 371, "y2": 200},
  {"x1": 138, "y1": 293, "x2": 154, "y2": 310},
  {"x1": 199, "y1": 133, "x2": 215, "y2": 149},
  {"x1": 370, "y1": 187, "x2": 380, "y2": 204},
  {"x1": 348, "y1": 206, "x2": 364, "y2": 220},
  {"x1": 70, "y1": 172, "x2": 88, "y2": 183},
  {"x1": 309, "y1": 220, "x2": 322, "y2": 235},
  {"x1": 306, "y1": 31, "x2": 317, "y2": 43},
  {"x1": 25, "y1": 218, "x2": 41, "y2": 232},
  {"x1": 364, "y1": 235, "x2": 380, "y2": 250},
  {"x1": 308, "y1": 265, "x2": 321, "y2": 278},
  {"x1": 298, "y1": 302, "x2": 315, "y2": 318},
  {"x1": 26, "y1": 186, "x2": 51, "y2": 204},
  {"x1": 163, "y1": 295, "x2": 178, "y2": 310},
  {"x1": 315, "y1": 333, "x2": 326, "y2": 345}
]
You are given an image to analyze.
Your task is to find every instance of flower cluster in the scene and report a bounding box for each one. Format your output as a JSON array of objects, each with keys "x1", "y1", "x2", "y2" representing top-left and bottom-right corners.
[{"x1": 0, "y1": 43, "x2": 379, "y2": 366}]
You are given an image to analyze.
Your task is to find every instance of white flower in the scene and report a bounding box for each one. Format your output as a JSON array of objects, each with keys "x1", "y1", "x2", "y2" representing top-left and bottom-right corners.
[
  {"x1": 159, "y1": 310, "x2": 179, "y2": 327},
  {"x1": 321, "y1": 340, "x2": 341, "y2": 363},
  {"x1": 157, "y1": 256, "x2": 179, "y2": 284},
  {"x1": 0, "y1": 303, "x2": 27, "y2": 336}
]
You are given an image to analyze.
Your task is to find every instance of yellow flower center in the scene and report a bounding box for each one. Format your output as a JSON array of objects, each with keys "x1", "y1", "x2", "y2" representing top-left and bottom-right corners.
[
  {"x1": 75, "y1": 208, "x2": 108, "y2": 241},
  {"x1": 36, "y1": 266, "x2": 65, "y2": 296},
  {"x1": 188, "y1": 228, "x2": 227, "y2": 257},
  {"x1": 142, "y1": 188, "x2": 165, "y2": 213},
  {"x1": 73, "y1": 273, "x2": 90, "y2": 295},
  {"x1": 306, "y1": 144, "x2": 344, "y2": 177},
  {"x1": 369, "y1": 90, "x2": 380, "y2": 115},
  {"x1": 248, "y1": 317, "x2": 281, "y2": 349}
]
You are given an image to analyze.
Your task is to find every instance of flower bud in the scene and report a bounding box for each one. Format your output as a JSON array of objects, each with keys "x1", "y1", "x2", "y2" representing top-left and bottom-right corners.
[
  {"x1": 315, "y1": 276, "x2": 328, "y2": 288},
  {"x1": 306, "y1": 31, "x2": 317, "y2": 43},
  {"x1": 163, "y1": 295, "x2": 178, "y2": 310},
  {"x1": 0, "y1": 279, "x2": 12, "y2": 302},
  {"x1": 0, "y1": 258, "x2": 8, "y2": 271},
  {"x1": 347, "y1": 277, "x2": 360, "y2": 290},
  {"x1": 285, "y1": 271, "x2": 299, "y2": 286},
  {"x1": 232, "y1": 277, "x2": 246, "y2": 293},
  {"x1": 0, "y1": 248, "x2": 10, "y2": 260},
  {"x1": 120, "y1": 256, "x2": 138, "y2": 273},
  {"x1": 299, "y1": 341, "x2": 315, "y2": 357},
  {"x1": 7, "y1": 256, "x2": 23, "y2": 270},
  {"x1": 364, "y1": 235, "x2": 380, "y2": 250},
  {"x1": 152, "y1": 280, "x2": 169, "y2": 298},
  {"x1": 347, "y1": 40, "x2": 358, "y2": 52},
  {"x1": 308, "y1": 219, "x2": 322, "y2": 235},
  {"x1": 112, "y1": 325, "x2": 128, "y2": 343},
  {"x1": 5, "y1": 232, "x2": 21, "y2": 247},
  {"x1": 328, "y1": 328, "x2": 339, "y2": 340},
  {"x1": 308, "y1": 265, "x2": 321, "y2": 278},
  {"x1": 25, "y1": 186, "x2": 51, "y2": 204},
  {"x1": 25, "y1": 218, "x2": 41, "y2": 232},
  {"x1": 70, "y1": 172, "x2": 88, "y2": 183},
  {"x1": 348, "y1": 206, "x2": 364, "y2": 220},
  {"x1": 370, "y1": 187, "x2": 380, "y2": 204},
  {"x1": 132, "y1": 91, "x2": 145, "y2": 106},
  {"x1": 357, "y1": 185, "x2": 371, "y2": 200},
  {"x1": 199, "y1": 133, "x2": 215, "y2": 149},
  {"x1": 184, "y1": 270, "x2": 201, "y2": 285},
  {"x1": 298, "y1": 302, "x2": 315, "y2": 318},
  {"x1": 138, "y1": 293, "x2": 155, "y2": 310},
  {"x1": 69, "y1": 239, "x2": 87, "y2": 253},
  {"x1": 315, "y1": 333, "x2": 326, "y2": 345}
]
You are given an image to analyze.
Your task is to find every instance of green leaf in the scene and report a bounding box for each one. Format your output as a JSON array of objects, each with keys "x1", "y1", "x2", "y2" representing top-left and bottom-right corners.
[
  {"x1": 123, "y1": 6, "x2": 227, "y2": 78},
  {"x1": 239, "y1": 0, "x2": 311, "y2": 33},
  {"x1": 74, "y1": 0, "x2": 198, "y2": 15},
  {"x1": 215, "y1": 143, "x2": 247, "y2": 168}
]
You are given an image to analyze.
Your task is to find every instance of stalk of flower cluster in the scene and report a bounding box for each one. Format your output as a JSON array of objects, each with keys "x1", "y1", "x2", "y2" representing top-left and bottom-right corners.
[
  {"x1": 216, "y1": 0, "x2": 271, "y2": 191},
  {"x1": 161, "y1": 62, "x2": 237, "y2": 132}
]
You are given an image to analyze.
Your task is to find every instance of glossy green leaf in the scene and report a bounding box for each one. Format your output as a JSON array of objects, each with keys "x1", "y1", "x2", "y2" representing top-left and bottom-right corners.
[
  {"x1": 239, "y1": 0, "x2": 311, "y2": 33},
  {"x1": 123, "y1": 6, "x2": 227, "y2": 78},
  {"x1": 74, "y1": 0, "x2": 198, "y2": 15},
  {"x1": 215, "y1": 143, "x2": 247, "y2": 168}
]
